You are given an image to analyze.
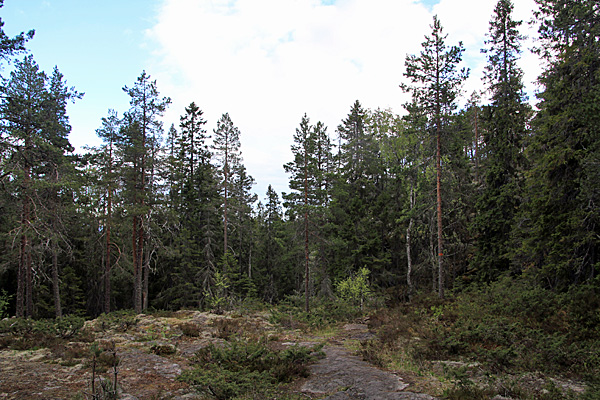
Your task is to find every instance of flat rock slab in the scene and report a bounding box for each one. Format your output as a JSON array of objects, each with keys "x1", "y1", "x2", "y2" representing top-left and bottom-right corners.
[{"x1": 302, "y1": 345, "x2": 436, "y2": 400}]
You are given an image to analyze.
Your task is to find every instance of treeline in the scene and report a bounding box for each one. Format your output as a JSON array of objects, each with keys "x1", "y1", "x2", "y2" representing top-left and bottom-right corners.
[{"x1": 0, "y1": 0, "x2": 598, "y2": 319}]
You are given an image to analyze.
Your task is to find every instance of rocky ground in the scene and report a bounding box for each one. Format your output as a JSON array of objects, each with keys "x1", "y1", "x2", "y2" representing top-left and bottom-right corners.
[{"x1": 0, "y1": 311, "x2": 440, "y2": 399}]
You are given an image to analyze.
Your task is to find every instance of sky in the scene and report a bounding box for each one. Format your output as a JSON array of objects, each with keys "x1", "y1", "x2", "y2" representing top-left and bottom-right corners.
[{"x1": 1, "y1": 0, "x2": 542, "y2": 201}]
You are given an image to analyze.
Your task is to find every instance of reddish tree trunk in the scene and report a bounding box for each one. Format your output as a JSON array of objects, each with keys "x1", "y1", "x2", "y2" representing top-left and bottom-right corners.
[
  {"x1": 436, "y1": 124, "x2": 444, "y2": 299},
  {"x1": 304, "y1": 152, "x2": 309, "y2": 313}
]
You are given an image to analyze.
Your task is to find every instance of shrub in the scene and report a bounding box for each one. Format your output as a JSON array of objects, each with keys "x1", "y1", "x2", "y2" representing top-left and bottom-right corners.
[
  {"x1": 95, "y1": 310, "x2": 138, "y2": 332},
  {"x1": 269, "y1": 296, "x2": 366, "y2": 332},
  {"x1": 0, "y1": 289, "x2": 11, "y2": 319},
  {"x1": 180, "y1": 322, "x2": 202, "y2": 337},
  {"x1": 150, "y1": 342, "x2": 177, "y2": 356},
  {"x1": 336, "y1": 267, "x2": 372, "y2": 310},
  {"x1": 180, "y1": 338, "x2": 322, "y2": 399},
  {"x1": 0, "y1": 315, "x2": 84, "y2": 350}
]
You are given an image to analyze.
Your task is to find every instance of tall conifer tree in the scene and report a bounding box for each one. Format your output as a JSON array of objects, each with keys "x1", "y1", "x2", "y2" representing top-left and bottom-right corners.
[
  {"x1": 473, "y1": 0, "x2": 530, "y2": 281},
  {"x1": 517, "y1": 0, "x2": 600, "y2": 287},
  {"x1": 401, "y1": 16, "x2": 468, "y2": 298},
  {"x1": 212, "y1": 113, "x2": 242, "y2": 258},
  {"x1": 121, "y1": 71, "x2": 170, "y2": 313},
  {"x1": 95, "y1": 109, "x2": 120, "y2": 313}
]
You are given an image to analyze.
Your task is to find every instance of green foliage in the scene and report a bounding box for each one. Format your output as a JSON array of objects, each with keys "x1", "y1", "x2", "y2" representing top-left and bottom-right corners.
[
  {"x1": 361, "y1": 280, "x2": 599, "y2": 397},
  {"x1": 0, "y1": 289, "x2": 11, "y2": 319},
  {"x1": 180, "y1": 338, "x2": 322, "y2": 399},
  {"x1": 366, "y1": 277, "x2": 600, "y2": 380},
  {"x1": 86, "y1": 341, "x2": 119, "y2": 399},
  {"x1": 0, "y1": 315, "x2": 84, "y2": 338},
  {"x1": 269, "y1": 296, "x2": 366, "y2": 331},
  {"x1": 424, "y1": 279, "x2": 600, "y2": 377},
  {"x1": 515, "y1": 0, "x2": 600, "y2": 289},
  {"x1": 94, "y1": 310, "x2": 139, "y2": 332},
  {"x1": 205, "y1": 269, "x2": 231, "y2": 313},
  {"x1": 0, "y1": 315, "x2": 84, "y2": 350},
  {"x1": 336, "y1": 267, "x2": 372, "y2": 310}
]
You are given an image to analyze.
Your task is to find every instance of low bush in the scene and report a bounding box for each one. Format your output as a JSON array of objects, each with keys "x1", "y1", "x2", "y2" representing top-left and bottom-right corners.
[
  {"x1": 180, "y1": 338, "x2": 323, "y2": 399},
  {"x1": 94, "y1": 310, "x2": 138, "y2": 332},
  {"x1": 362, "y1": 277, "x2": 600, "y2": 397},
  {"x1": 180, "y1": 322, "x2": 202, "y2": 337},
  {"x1": 0, "y1": 315, "x2": 84, "y2": 350},
  {"x1": 269, "y1": 296, "x2": 367, "y2": 331}
]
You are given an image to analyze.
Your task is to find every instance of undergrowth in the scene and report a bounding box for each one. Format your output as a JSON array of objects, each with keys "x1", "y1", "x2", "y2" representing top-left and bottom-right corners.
[
  {"x1": 180, "y1": 338, "x2": 324, "y2": 400},
  {"x1": 0, "y1": 315, "x2": 85, "y2": 350},
  {"x1": 269, "y1": 295, "x2": 371, "y2": 331},
  {"x1": 362, "y1": 276, "x2": 600, "y2": 399}
]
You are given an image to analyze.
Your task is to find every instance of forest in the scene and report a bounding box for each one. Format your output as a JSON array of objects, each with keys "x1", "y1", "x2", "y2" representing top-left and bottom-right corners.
[{"x1": 0, "y1": 0, "x2": 598, "y2": 334}]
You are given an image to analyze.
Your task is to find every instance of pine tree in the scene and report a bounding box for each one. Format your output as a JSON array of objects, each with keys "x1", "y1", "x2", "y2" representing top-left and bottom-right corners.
[
  {"x1": 1, "y1": 56, "x2": 81, "y2": 317},
  {"x1": 228, "y1": 162, "x2": 257, "y2": 298},
  {"x1": 40, "y1": 66, "x2": 83, "y2": 317},
  {"x1": 121, "y1": 71, "x2": 170, "y2": 312},
  {"x1": 337, "y1": 101, "x2": 373, "y2": 183},
  {"x1": 377, "y1": 107, "x2": 424, "y2": 297},
  {"x1": 0, "y1": 0, "x2": 34, "y2": 67},
  {"x1": 94, "y1": 109, "x2": 120, "y2": 313},
  {"x1": 401, "y1": 16, "x2": 469, "y2": 298}
]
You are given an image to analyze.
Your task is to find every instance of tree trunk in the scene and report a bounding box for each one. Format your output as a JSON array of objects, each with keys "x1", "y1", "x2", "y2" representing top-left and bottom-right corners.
[
  {"x1": 224, "y1": 153, "x2": 229, "y2": 256},
  {"x1": 17, "y1": 231, "x2": 27, "y2": 318},
  {"x1": 143, "y1": 254, "x2": 149, "y2": 311},
  {"x1": 17, "y1": 168, "x2": 31, "y2": 318},
  {"x1": 105, "y1": 192, "x2": 112, "y2": 314},
  {"x1": 435, "y1": 53, "x2": 444, "y2": 299},
  {"x1": 436, "y1": 124, "x2": 444, "y2": 299},
  {"x1": 22, "y1": 162, "x2": 34, "y2": 318},
  {"x1": 133, "y1": 215, "x2": 142, "y2": 314},
  {"x1": 406, "y1": 180, "x2": 414, "y2": 300},
  {"x1": 137, "y1": 218, "x2": 144, "y2": 312},
  {"x1": 52, "y1": 239, "x2": 62, "y2": 318},
  {"x1": 104, "y1": 142, "x2": 113, "y2": 314},
  {"x1": 474, "y1": 108, "x2": 480, "y2": 184},
  {"x1": 304, "y1": 149, "x2": 310, "y2": 313},
  {"x1": 51, "y1": 167, "x2": 62, "y2": 318}
]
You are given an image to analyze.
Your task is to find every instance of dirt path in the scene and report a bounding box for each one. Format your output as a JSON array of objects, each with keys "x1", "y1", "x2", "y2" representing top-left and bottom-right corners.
[{"x1": 298, "y1": 324, "x2": 437, "y2": 400}]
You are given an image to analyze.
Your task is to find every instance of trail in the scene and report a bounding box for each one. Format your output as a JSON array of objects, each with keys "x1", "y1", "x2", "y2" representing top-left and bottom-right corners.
[{"x1": 299, "y1": 323, "x2": 437, "y2": 400}]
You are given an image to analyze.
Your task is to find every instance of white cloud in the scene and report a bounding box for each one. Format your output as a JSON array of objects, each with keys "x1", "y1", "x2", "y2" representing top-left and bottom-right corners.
[{"x1": 147, "y1": 0, "x2": 540, "y2": 199}]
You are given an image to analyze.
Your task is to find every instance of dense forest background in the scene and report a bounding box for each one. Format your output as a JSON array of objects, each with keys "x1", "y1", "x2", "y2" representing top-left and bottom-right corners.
[{"x1": 0, "y1": 0, "x2": 598, "y2": 320}]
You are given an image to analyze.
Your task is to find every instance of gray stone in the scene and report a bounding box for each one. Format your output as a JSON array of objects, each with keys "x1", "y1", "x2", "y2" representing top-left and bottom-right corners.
[{"x1": 302, "y1": 345, "x2": 436, "y2": 400}]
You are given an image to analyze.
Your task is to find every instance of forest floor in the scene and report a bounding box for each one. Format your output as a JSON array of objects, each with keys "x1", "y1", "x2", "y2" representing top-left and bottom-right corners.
[
  {"x1": 0, "y1": 310, "x2": 441, "y2": 399},
  {"x1": 0, "y1": 307, "x2": 590, "y2": 399}
]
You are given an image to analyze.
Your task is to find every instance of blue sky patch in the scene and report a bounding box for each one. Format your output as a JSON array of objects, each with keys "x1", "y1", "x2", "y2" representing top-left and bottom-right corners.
[{"x1": 419, "y1": 0, "x2": 440, "y2": 11}]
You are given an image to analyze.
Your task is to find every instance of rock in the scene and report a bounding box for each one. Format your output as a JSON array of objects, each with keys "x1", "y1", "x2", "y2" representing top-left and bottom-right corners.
[{"x1": 302, "y1": 345, "x2": 436, "y2": 400}]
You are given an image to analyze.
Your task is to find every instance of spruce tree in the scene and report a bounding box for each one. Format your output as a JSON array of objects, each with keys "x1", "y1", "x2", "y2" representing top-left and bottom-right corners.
[
  {"x1": 473, "y1": 0, "x2": 530, "y2": 281},
  {"x1": 284, "y1": 114, "x2": 315, "y2": 312},
  {"x1": 212, "y1": 113, "x2": 242, "y2": 257},
  {"x1": 517, "y1": 0, "x2": 600, "y2": 287}
]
